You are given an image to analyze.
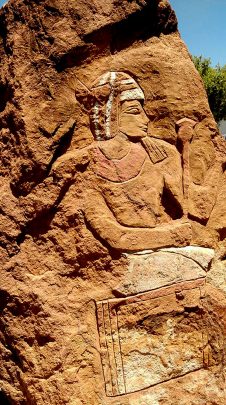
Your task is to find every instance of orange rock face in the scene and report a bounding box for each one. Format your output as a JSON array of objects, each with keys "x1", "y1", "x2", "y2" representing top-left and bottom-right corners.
[{"x1": 0, "y1": 0, "x2": 225, "y2": 404}]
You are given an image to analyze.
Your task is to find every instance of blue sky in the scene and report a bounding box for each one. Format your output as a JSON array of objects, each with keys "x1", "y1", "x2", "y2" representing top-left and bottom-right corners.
[
  {"x1": 170, "y1": 0, "x2": 226, "y2": 67},
  {"x1": 0, "y1": 0, "x2": 225, "y2": 66}
]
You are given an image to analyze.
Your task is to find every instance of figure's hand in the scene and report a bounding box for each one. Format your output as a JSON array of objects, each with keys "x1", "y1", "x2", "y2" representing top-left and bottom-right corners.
[{"x1": 176, "y1": 118, "x2": 196, "y2": 143}]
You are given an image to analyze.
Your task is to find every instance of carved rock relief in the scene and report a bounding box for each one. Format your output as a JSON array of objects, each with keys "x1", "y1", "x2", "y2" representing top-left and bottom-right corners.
[
  {"x1": 115, "y1": 246, "x2": 214, "y2": 296},
  {"x1": 0, "y1": 1, "x2": 225, "y2": 403},
  {"x1": 63, "y1": 70, "x2": 224, "y2": 253},
  {"x1": 71, "y1": 72, "x2": 189, "y2": 253},
  {"x1": 71, "y1": 71, "x2": 220, "y2": 396},
  {"x1": 97, "y1": 279, "x2": 209, "y2": 396},
  {"x1": 96, "y1": 246, "x2": 214, "y2": 396}
]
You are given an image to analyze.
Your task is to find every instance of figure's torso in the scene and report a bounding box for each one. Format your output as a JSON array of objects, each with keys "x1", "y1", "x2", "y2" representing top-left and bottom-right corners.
[{"x1": 89, "y1": 139, "x2": 183, "y2": 227}]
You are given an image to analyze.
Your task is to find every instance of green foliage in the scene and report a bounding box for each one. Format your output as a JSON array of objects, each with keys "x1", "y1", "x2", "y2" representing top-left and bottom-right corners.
[{"x1": 193, "y1": 56, "x2": 226, "y2": 123}]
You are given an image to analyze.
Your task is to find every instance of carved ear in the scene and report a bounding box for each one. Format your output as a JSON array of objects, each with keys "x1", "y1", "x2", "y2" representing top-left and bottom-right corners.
[{"x1": 74, "y1": 78, "x2": 96, "y2": 111}]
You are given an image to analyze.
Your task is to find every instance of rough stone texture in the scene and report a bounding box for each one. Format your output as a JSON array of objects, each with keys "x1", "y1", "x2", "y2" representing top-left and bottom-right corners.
[
  {"x1": 115, "y1": 247, "x2": 214, "y2": 295},
  {"x1": 0, "y1": 0, "x2": 225, "y2": 404},
  {"x1": 97, "y1": 279, "x2": 208, "y2": 396}
]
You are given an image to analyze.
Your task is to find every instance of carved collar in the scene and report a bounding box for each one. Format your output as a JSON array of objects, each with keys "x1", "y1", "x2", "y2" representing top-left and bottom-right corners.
[{"x1": 92, "y1": 142, "x2": 147, "y2": 182}]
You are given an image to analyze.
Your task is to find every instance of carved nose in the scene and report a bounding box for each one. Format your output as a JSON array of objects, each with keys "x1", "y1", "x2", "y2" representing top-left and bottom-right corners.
[{"x1": 142, "y1": 112, "x2": 149, "y2": 125}]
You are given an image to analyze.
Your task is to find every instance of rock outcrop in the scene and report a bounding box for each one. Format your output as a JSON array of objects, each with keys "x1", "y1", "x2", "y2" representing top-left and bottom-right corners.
[{"x1": 0, "y1": 1, "x2": 225, "y2": 404}]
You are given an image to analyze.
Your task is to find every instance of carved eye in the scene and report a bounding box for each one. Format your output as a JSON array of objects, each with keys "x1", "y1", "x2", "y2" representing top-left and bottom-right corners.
[{"x1": 126, "y1": 107, "x2": 141, "y2": 114}]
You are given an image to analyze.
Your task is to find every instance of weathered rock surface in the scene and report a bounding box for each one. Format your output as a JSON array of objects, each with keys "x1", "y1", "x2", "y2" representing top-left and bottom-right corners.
[
  {"x1": 115, "y1": 246, "x2": 214, "y2": 295},
  {"x1": 0, "y1": 0, "x2": 225, "y2": 404}
]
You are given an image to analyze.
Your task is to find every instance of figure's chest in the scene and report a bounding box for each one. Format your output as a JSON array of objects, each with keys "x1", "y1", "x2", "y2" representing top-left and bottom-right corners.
[
  {"x1": 99, "y1": 160, "x2": 164, "y2": 201},
  {"x1": 90, "y1": 143, "x2": 169, "y2": 227},
  {"x1": 97, "y1": 161, "x2": 166, "y2": 227},
  {"x1": 92, "y1": 143, "x2": 147, "y2": 182}
]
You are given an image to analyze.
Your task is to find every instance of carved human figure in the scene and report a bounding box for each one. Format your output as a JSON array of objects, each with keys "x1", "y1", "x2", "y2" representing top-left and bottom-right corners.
[
  {"x1": 85, "y1": 72, "x2": 192, "y2": 250},
  {"x1": 55, "y1": 72, "x2": 192, "y2": 251}
]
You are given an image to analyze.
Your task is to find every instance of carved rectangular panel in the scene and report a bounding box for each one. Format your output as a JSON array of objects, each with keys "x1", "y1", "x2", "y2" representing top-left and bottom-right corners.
[{"x1": 96, "y1": 279, "x2": 208, "y2": 397}]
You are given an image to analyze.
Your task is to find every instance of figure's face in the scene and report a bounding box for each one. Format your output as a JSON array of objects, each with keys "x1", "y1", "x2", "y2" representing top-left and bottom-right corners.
[{"x1": 118, "y1": 99, "x2": 149, "y2": 139}]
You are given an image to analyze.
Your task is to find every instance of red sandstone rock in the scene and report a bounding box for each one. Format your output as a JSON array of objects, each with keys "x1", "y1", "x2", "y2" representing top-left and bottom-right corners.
[{"x1": 0, "y1": 1, "x2": 225, "y2": 404}]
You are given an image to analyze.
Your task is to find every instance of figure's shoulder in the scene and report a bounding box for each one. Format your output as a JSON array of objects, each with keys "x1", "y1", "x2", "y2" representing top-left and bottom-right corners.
[
  {"x1": 149, "y1": 137, "x2": 178, "y2": 152},
  {"x1": 142, "y1": 136, "x2": 179, "y2": 164},
  {"x1": 51, "y1": 144, "x2": 94, "y2": 178}
]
